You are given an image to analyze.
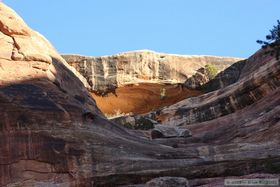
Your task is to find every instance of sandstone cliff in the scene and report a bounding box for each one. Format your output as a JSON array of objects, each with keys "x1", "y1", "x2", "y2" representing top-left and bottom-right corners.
[
  {"x1": 62, "y1": 51, "x2": 243, "y2": 93},
  {"x1": 112, "y1": 42, "x2": 280, "y2": 186},
  {"x1": 1, "y1": 3, "x2": 280, "y2": 187},
  {"x1": 115, "y1": 47, "x2": 280, "y2": 143},
  {"x1": 140, "y1": 50, "x2": 279, "y2": 127},
  {"x1": 201, "y1": 59, "x2": 247, "y2": 92}
]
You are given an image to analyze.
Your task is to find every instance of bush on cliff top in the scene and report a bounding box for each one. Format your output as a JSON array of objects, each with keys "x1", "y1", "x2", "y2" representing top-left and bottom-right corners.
[{"x1": 257, "y1": 20, "x2": 280, "y2": 60}]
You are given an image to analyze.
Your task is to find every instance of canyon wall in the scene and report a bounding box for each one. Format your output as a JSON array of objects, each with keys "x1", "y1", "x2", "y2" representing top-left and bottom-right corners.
[
  {"x1": 117, "y1": 49, "x2": 279, "y2": 128},
  {"x1": 1, "y1": 3, "x2": 280, "y2": 187},
  {"x1": 62, "y1": 51, "x2": 243, "y2": 93}
]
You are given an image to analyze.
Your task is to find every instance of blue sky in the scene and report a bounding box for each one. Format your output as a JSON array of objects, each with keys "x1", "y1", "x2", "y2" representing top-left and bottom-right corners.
[{"x1": 4, "y1": 0, "x2": 280, "y2": 58}]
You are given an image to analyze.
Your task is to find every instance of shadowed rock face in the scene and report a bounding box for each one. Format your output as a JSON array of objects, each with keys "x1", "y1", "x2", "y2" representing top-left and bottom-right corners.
[
  {"x1": 1, "y1": 3, "x2": 280, "y2": 187},
  {"x1": 201, "y1": 59, "x2": 247, "y2": 92},
  {"x1": 62, "y1": 52, "x2": 243, "y2": 93}
]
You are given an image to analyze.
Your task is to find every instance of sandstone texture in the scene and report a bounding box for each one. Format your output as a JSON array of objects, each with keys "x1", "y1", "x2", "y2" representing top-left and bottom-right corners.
[
  {"x1": 151, "y1": 125, "x2": 192, "y2": 139},
  {"x1": 113, "y1": 48, "x2": 280, "y2": 185},
  {"x1": 121, "y1": 177, "x2": 189, "y2": 187},
  {"x1": 202, "y1": 59, "x2": 247, "y2": 92},
  {"x1": 92, "y1": 83, "x2": 202, "y2": 115},
  {"x1": 146, "y1": 177, "x2": 189, "y2": 187},
  {"x1": 62, "y1": 52, "x2": 243, "y2": 93},
  {"x1": 141, "y1": 50, "x2": 279, "y2": 127},
  {"x1": 1, "y1": 2, "x2": 280, "y2": 187}
]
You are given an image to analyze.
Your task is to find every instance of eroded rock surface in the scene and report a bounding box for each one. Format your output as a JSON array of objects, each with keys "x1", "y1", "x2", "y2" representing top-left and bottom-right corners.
[
  {"x1": 1, "y1": 2, "x2": 280, "y2": 187},
  {"x1": 62, "y1": 52, "x2": 242, "y2": 93},
  {"x1": 121, "y1": 177, "x2": 189, "y2": 187},
  {"x1": 151, "y1": 125, "x2": 192, "y2": 139},
  {"x1": 114, "y1": 46, "x2": 280, "y2": 185},
  {"x1": 202, "y1": 59, "x2": 247, "y2": 92},
  {"x1": 146, "y1": 177, "x2": 189, "y2": 187},
  {"x1": 141, "y1": 51, "x2": 279, "y2": 127}
]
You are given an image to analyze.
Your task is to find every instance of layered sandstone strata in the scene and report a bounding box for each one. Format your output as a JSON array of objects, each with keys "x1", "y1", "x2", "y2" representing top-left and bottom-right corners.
[
  {"x1": 141, "y1": 50, "x2": 279, "y2": 126},
  {"x1": 62, "y1": 51, "x2": 243, "y2": 93},
  {"x1": 0, "y1": 3, "x2": 280, "y2": 187}
]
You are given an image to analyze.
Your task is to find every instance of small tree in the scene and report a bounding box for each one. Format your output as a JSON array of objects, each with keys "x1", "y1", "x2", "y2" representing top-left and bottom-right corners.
[{"x1": 257, "y1": 20, "x2": 280, "y2": 60}]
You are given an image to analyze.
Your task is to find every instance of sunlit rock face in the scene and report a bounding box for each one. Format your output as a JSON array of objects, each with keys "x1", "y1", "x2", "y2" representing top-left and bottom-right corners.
[
  {"x1": 143, "y1": 50, "x2": 280, "y2": 127},
  {"x1": 62, "y1": 51, "x2": 243, "y2": 93},
  {"x1": 1, "y1": 2, "x2": 280, "y2": 187},
  {"x1": 0, "y1": 3, "x2": 104, "y2": 186},
  {"x1": 113, "y1": 48, "x2": 280, "y2": 185}
]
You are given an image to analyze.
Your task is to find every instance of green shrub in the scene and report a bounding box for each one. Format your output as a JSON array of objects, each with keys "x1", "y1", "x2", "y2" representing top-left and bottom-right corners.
[
  {"x1": 257, "y1": 20, "x2": 280, "y2": 60},
  {"x1": 205, "y1": 64, "x2": 218, "y2": 79}
]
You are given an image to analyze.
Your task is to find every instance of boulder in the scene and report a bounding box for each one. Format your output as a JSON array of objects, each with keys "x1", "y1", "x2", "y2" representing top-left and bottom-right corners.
[
  {"x1": 151, "y1": 125, "x2": 192, "y2": 139},
  {"x1": 184, "y1": 67, "x2": 210, "y2": 89}
]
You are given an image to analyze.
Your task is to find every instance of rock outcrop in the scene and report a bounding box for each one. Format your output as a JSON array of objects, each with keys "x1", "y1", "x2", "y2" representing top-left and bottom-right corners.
[
  {"x1": 1, "y1": 3, "x2": 280, "y2": 187},
  {"x1": 201, "y1": 59, "x2": 247, "y2": 92},
  {"x1": 141, "y1": 50, "x2": 279, "y2": 127},
  {"x1": 183, "y1": 67, "x2": 210, "y2": 89},
  {"x1": 151, "y1": 125, "x2": 192, "y2": 139},
  {"x1": 113, "y1": 45, "x2": 280, "y2": 185},
  {"x1": 62, "y1": 52, "x2": 243, "y2": 93}
]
